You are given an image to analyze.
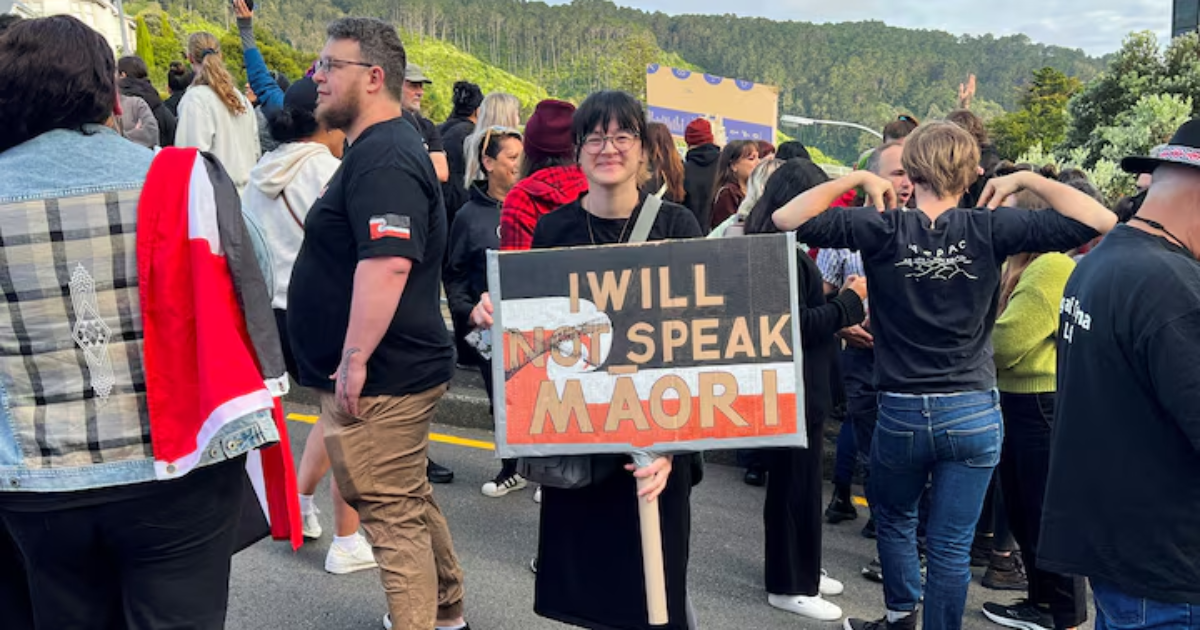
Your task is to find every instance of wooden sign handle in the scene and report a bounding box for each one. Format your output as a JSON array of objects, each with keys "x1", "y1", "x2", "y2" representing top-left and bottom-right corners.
[{"x1": 634, "y1": 453, "x2": 669, "y2": 625}]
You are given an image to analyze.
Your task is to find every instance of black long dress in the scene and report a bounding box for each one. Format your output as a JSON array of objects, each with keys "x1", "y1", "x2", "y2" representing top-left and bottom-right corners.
[{"x1": 529, "y1": 195, "x2": 702, "y2": 630}]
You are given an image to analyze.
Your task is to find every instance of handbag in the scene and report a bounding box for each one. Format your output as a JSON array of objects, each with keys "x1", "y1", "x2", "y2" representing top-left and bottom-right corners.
[{"x1": 516, "y1": 194, "x2": 664, "y2": 489}]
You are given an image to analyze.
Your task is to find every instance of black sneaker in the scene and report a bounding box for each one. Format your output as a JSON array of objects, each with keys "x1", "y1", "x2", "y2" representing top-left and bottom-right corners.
[
  {"x1": 743, "y1": 465, "x2": 766, "y2": 487},
  {"x1": 826, "y1": 490, "x2": 859, "y2": 524},
  {"x1": 844, "y1": 613, "x2": 917, "y2": 630},
  {"x1": 861, "y1": 557, "x2": 928, "y2": 584},
  {"x1": 861, "y1": 516, "x2": 877, "y2": 539},
  {"x1": 982, "y1": 554, "x2": 1028, "y2": 591},
  {"x1": 861, "y1": 558, "x2": 884, "y2": 583},
  {"x1": 427, "y1": 459, "x2": 454, "y2": 484},
  {"x1": 982, "y1": 600, "x2": 1052, "y2": 630}
]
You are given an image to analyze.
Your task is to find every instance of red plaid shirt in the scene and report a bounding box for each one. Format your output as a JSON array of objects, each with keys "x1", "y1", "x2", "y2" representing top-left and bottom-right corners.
[{"x1": 500, "y1": 165, "x2": 588, "y2": 251}]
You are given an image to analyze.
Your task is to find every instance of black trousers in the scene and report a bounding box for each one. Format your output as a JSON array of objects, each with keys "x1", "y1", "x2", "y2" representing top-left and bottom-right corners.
[
  {"x1": 762, "y1": 417, "x2": 824, "y2": 596},
  {"x1": 998, "y1": 392, "x2": 1088, "y2": 629},
  {"x1": 0, "y1": 459, "x2": 246, "y2": 630}
]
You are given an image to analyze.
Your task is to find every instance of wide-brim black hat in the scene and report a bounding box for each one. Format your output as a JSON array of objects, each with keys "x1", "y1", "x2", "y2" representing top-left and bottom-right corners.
[{"x1": 1121, "y1": 119, "x2": 1200, "y2": 174}]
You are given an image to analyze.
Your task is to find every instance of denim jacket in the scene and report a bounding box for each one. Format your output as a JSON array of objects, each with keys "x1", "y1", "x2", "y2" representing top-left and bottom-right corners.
[{"x1": 0, "y1": 126, "x2": 276, "y2": 492}]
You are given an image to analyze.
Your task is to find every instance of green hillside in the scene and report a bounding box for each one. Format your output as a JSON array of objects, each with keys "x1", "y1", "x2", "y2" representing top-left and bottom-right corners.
[
  {"x1": 134, "y1": 0, "x2": 1108, "y2": 162},
  {"x1": 129, "y1": 3, "x2": 551, "y2": 121}
]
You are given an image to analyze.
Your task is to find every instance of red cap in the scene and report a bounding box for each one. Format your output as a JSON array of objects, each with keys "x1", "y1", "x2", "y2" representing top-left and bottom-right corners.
[
  {"x1": 685, "y1": 118, "x2": 714, "y2": 146},
  {"x1": 524, "y1": 99, "x2": 576, "y2": 162}
]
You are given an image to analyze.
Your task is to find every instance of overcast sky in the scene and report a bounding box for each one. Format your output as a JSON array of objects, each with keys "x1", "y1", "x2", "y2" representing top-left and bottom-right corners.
[{"x1": 569, "y1": 0, "x2": 1170, "y2": 56}]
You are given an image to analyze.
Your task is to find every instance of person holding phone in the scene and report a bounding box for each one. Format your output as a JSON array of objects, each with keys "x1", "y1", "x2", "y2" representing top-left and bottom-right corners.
[{"x1": 443, "y1": 126, "x2": 525, "y2": 497}]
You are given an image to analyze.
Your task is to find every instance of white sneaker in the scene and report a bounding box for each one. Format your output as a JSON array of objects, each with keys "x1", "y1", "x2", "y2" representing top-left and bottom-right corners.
[
  {"x1": 768, "y1": 593, "x2": 844, "y2": 621},
  {"x1": 820, "y1": 569, "x2": 845, "y2": 596},
  {"x1": 324, "y1": 534, "x2": 378, "y2": 575},
  {"x1": 301, "y1": 507, "x2": 322, "y2": 540},
  {"x1": 382, "y1": 613, "x2": 392, "y2": 630},
  {"x1": 534, "y1": 485, "x2": 542, "y2": 503},
  {"x1": 481, "y1": 473, "x2": 527, "y2": 498}
]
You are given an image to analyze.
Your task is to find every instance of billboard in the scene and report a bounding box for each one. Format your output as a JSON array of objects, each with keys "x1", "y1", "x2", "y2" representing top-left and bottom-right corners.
[
  {"x1": 646, "y1": 64, "x2": 779, "y2": 145},
  {"x1": 487, "y1": 233, "x2": 806, "y2": 458}
]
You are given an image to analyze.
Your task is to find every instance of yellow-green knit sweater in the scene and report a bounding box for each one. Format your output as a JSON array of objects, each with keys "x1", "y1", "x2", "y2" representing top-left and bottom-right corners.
[{"x1": 992, "y1": 253, "x2": 1076, "y2": 394}]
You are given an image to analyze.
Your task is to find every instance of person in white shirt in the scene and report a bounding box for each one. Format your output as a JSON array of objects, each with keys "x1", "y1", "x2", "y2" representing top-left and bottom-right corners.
[
  {"x1": 176, "y1": 31, "x2": 261, "y2": 190},
  {"x1": 241, "y1": 77, "x2": 376, "y2": 577}
]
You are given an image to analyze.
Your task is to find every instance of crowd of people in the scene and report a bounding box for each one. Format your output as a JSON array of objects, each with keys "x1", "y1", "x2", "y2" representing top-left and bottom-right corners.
[{"x1": 1, "y1": 9, "x2": 1198, "y2": 630}]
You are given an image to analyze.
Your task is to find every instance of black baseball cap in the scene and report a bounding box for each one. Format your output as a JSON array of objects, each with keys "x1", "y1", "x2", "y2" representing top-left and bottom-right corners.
[{"x1": 283, "y1": 76, "x2": 318, "y2": 114}]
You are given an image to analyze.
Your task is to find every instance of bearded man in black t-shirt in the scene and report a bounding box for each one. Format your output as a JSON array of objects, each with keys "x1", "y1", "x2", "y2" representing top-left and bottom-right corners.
[
  {"x1": 1043, "y1": 120, "x2": 1200, "y2": 628},
  {"x1": 288, "y1": 18, "x2": 469, "y2": 630}
]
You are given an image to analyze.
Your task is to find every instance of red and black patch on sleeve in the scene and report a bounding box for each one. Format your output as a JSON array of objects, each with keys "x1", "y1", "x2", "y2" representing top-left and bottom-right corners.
[{"x1": 368, "y1": 214, "x2": 411, "y2": 240}]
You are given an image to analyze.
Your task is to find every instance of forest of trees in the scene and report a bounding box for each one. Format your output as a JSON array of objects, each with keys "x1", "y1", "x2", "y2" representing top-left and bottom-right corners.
[{"x1": 147, "y1": 0, "x2": 1107, "y2": 162}]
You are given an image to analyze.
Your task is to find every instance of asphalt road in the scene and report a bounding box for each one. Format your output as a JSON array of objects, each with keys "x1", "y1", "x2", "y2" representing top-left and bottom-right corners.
[{"x1": 225, "y1": 403, "x2": 1082, "y2": 630}]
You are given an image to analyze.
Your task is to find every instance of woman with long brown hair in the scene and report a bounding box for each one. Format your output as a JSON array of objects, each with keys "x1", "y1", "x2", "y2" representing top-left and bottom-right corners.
[
  {"x1": 642, "y1": 121, "x2": 685, "y2": 203},
  {"x1": 709, "y1": 139, "x2": 759, "y2": 230},
  {"x1": 176, "y1": 32, "x2": 260, "y2": 190}
]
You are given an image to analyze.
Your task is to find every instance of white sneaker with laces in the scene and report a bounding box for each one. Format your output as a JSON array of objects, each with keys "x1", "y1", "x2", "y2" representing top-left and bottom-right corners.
[
  {"x1": 820, "y1": 569, "x2": 845, "y2": 596},
  {"x1": 301, "y1": 507, "x2": 322, "y2": 540},
  {"x1": 768, "y1": 593, "x2": 844, "y2": 621},
  {"x1": 534, "y1": 486, "x2": 542, "y2": 503},
  {"x1": 481, "y1": 473, "x2": 527, "y2": 498},
  {"x1": 325, "y1": 533, "x2": 378, "y2": 575}
]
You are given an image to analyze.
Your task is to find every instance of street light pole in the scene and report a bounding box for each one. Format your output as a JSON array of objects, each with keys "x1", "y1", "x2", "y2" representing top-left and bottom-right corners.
[
  {"x1": 780, "y1": 114, "x2": 883, "y2": 140},
  {"x1": 114, "y1": 0, "x2": 131, "y2": 54}
]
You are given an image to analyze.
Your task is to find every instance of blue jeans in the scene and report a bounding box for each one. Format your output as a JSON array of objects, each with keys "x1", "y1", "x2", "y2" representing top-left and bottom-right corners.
[
  {"x1": 1093, "y1": 579, "x2": 1200, "y2": 630},
  {"x1": 870, "y1": 389, "x2": 1002, "y2": 630}
]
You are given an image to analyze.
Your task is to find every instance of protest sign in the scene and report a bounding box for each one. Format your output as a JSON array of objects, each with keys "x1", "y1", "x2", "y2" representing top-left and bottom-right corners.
[
  {"x1": 487, "y1": 232, "x2": 806, "y2": 459},
  {"x1": 646, "y1": 64, "x2": 779, "y2": 145}
]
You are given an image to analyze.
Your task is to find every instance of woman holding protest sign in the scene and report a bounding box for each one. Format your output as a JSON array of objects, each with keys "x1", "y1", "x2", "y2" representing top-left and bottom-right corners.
[
  {"x1": 743, "y1": 159, "x2": 867, "y2": 621},
  {"x1": 470, "y1": 90, "x2": 702, "y2": 630}
]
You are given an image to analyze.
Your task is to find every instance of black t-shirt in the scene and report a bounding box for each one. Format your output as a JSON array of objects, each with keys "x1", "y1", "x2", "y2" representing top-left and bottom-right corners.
[
  {"x1": 798, "y1": 206, "x2": 1096, "y2": 394},
  {"x1": 403, "y1": 110, "x2": 444, "y2": 153},
  {"x1": 1041, "y1": 225, "x2": 1200, "y2": 604},
  {"x1": 531, "y1": 194, "x2": 703, "y2": 248},
  {"x1": 288, "y1": 117, "x2": 453, "y2": 396}
]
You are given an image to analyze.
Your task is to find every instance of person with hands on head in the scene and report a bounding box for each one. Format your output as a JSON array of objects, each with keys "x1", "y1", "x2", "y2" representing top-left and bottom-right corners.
[
  {"x1": 285, "y1": 17, "x2": 469, "y2": 630},
  {"x1": 471, "y1": 90, "x2": 701, "y2": 630},
  {"x1": 773, "y1": 122, "x2": 1114, "y2": 630},
  {"x1": 743, "y1": 159, "x2": 867, "y2": 622}
]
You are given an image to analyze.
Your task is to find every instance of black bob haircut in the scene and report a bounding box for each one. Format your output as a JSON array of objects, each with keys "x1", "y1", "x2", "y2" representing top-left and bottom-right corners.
[
  {"x1": 776, "y1": 141, "x2": 811, "y2": 161},
  {"x1": 0, "y1": 15, "x2": 116, "y2": 153},
  {"x1": 571, "y1": 90, "x2": 649, "y2": 157},
  {"x1": 744, "y1": 158, "x2": 830, "y2": 235}
]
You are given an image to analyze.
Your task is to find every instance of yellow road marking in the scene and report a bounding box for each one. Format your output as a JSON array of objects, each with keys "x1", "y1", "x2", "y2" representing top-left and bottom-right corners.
[{"x1": 286, "y1": 413, "x2": 495, "y2": 451}]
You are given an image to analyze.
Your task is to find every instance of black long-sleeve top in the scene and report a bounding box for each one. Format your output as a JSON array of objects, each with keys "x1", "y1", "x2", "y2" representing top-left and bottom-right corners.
[{"x1": 794, "y1": 246, "x2": 866, "y2": 424}]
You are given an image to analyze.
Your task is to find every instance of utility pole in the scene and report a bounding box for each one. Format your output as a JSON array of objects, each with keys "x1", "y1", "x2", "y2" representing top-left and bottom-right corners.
[{"x1": 115, "y1": 0, "x2": 131, "y2": 54}]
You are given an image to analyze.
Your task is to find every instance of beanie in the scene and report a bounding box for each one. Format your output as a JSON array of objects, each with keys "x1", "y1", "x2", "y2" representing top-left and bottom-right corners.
[
  {"x1": 524, "y1": 99, "x2": 576, "y2": 163},
  {"x1": 685, "y1": 118, "x2": 714, "y2": 147}
]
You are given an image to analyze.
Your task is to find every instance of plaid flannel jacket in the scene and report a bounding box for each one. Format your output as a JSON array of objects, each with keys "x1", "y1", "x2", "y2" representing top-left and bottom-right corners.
[{"x1": 0, "y1": 127, "x2": 273, "y2": 492}]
